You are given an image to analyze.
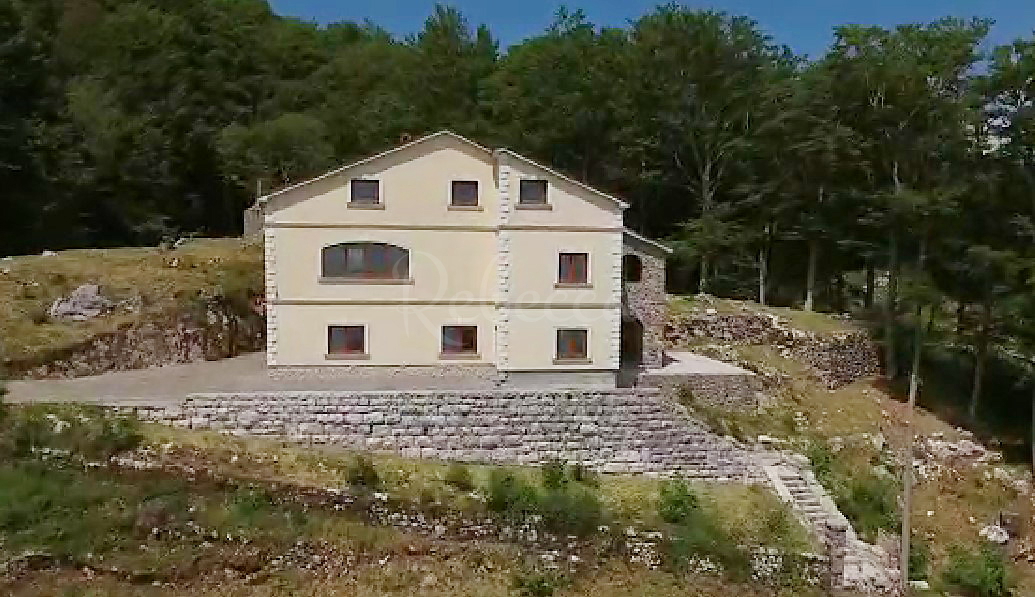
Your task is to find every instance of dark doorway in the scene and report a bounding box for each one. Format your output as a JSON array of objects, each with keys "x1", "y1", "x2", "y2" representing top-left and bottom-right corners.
[{"x1": 620, "y1": 317, "x2": 644, "y2": 367}]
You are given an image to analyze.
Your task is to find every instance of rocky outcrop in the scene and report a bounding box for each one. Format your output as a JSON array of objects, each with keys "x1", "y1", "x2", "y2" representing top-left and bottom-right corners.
[{"x1": 6, "y1": 298, "x2": 264, "y2": 379}]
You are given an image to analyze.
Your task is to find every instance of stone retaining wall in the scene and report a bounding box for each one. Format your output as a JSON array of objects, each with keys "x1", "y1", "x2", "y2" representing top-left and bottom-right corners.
[
  {"x1": 639, "y1": 373, "x2": 765, "y2": 410},
  {"x1": 129, "y1": 389, "x2": 759, "y2": 480}
]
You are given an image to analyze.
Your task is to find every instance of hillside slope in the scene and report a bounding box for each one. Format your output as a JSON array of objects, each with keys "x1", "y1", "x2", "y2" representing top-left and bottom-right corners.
[
  {"x1": 0, "y1": 239, "x2": 263, "y2": 379},
  {"x1": 668, "y1": 295, "x2": 1033, "y2": 595}
]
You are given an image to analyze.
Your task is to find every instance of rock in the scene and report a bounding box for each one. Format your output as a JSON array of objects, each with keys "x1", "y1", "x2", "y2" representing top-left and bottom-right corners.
[
  {"x1": 979, "y1": 524, "x2": 1009, "y2": 544},
  {"x1": 908, "y1": 580, "x2": 930, "y2": 590},
  {"x1": 48, "y1": 284, "x2": 113, "y2": 321},
  {"x1": 41, "y1": 250, "x2": 57, "y2": 257}
]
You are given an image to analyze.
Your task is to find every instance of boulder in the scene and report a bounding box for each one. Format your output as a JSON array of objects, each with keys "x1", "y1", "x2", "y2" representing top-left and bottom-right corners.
[{"x1": 48, "y1": 284, "x2": 113, "y2": 321}]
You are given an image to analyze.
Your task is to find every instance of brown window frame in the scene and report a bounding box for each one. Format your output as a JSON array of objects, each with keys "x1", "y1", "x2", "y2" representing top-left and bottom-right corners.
[
  {"x1": 349, "y1": 179, "x2": 380, "y2": 205},
  {"x1": 441, "y1": 325, "x2": 478, "y2": 355},
  {"x1": 556, "y1": 329, "x2": 588, "y2": 360},
  {"x1": 450, "y1": 180, "x2": 479, "y2": 207},
  {"x1": 558, "y1": 252, "x2": 589, "y2": 284},
  {"x1": 518, "y1": 179, "x2": 548, "y2": 205},
  {"x1": 321, "y1": 242, "x2": 409, "y2": 280},
  {"x1": 328, "y1": 325, "x2": 366, "y2": 355}
]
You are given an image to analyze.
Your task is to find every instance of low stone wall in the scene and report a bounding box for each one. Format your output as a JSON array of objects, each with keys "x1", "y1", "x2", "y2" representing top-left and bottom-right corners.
[
  {"x1": 129, "y1": 389, "x2": 759, "y2": 480},
  {"x1": 640, "y1": 373, "x2": 765, "y2": 411}
]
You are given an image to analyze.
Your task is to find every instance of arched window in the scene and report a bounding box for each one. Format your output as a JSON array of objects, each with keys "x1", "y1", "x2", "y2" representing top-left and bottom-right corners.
[
  {"x1": 322, "y1": 242, "x2": 410, "y2": 280},
  {"x1": 622, "y1": 254, "x2": 642, "y2": 282}
]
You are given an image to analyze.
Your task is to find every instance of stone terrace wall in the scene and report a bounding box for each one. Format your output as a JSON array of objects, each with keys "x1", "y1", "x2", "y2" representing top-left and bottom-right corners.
[
  {"x1": 640, "y1": 373, "x2": 766, "y2": 411},
  {"x1": 130, "y1": 389, "x2": 759, "y2": 480},
  {"x1": 666, "y1": 312, "x2": 879, "y2": 389}
]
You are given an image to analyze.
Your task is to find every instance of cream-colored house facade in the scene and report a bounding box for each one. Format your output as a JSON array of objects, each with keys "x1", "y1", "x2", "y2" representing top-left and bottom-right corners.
[{"x1": 251, "y1": 131, "x2": 670, "y2": 387}]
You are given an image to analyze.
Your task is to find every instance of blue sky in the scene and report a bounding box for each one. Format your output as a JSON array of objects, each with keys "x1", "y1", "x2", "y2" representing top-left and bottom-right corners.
[{"x1": 268, "y1": 0, "x2": 1035, "y2": 59}]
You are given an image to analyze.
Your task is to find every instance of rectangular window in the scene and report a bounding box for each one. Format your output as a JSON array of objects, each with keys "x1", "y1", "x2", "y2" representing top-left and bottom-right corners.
[
  {"x1": 450, "y1": 181, "x2": 479, "y2": 206},
  {"x1": 328, "y1": 325, "x2": 365, "y2": 355},
  {"x1": 350, "y1": 179, "x2": 380, "y2": 204},
  {"x1": 518, "y1": 179, "x2": 548, "y2": 204},
  {"x1": 556, "y1": 329, "x2": 588, "y2": 360},
  {"x1": 558, "y1": 253, "x2": 588, "y2": 284},
  {"x1": 441, "y1": 325, "x2": 478, "y2": 354}
]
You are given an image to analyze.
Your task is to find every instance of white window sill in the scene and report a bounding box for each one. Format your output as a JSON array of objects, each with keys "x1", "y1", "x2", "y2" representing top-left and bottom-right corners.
[
  {"x1": 347, "y1": 202, "x2": 385, "y2": 210},
  {"x1": 515, "y1": 203, "x2": 552, "y2": 210},
  {"x1": 554, "y1": 283, "x2": 593, "y2": 289},
  {"x1": 319, "y1": 277, "x2": 414, "y2": 285},
  {"x1": 326, "y1": 353, "x2": 370, "y2": 361},
  {"x1": 448, "y1": 204, "x2": 483, "y2": 211},
  {"x1": 438, "y1": 352, "x2": 482, "y2": 360},
  {"x1": 552, "y1": 357, "x2": 592, "y2": 365}
]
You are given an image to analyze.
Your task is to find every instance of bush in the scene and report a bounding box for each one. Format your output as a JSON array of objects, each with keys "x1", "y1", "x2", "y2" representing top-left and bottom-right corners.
[
  {"x1": 658, "y1": 479, "x2": 699, "y2": 524},
  {"x1": 444, "y1": 462, "x2": 474, "y2": 491},
  {"x1": 513, "y1": 571, "x2": 567, "y2": 597},
  {"x1": 540, "y1": 486, "x2": 603, "y2": 536},
  {"x1": 487, "y1": 469, "x2": 540, "y2": 515},
  {"x1": 941, "y1": 543, "x2": 1010, "y2": 597},
  {"x1": 909, "y1": 538, "x2": 931, "y2": 581},
  {"x1": 835, "y1": 476, "x2": 899, "y2": 542},
  {"x1": 569, "y1": 462, "x2": 598, "y2": 486},
  {"x1": 0, "y1": 404, "x2": 141, "y2": 460},
  {"x1": 346, "y1": 455, "x2": 380, "y2": 488},
  {"x1": 540, "y1": 459, "x2": 567, "y2": 490}
]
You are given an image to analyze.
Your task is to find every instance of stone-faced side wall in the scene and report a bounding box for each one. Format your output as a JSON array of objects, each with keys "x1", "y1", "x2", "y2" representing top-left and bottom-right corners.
[
  {"x1": 130, "y1": 389, "x2": 759, "y2": 480},
  {"x1": 622, "y1": 241, "x2": 666, "y2": 369}
]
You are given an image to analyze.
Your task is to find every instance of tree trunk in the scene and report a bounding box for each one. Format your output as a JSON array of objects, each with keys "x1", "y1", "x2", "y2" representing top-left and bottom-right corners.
[
  {"x1": 969, "y1": 296, "x2": 992, "y2": 421},
  {"x1": 805, "y1": 238, "x2": 819, "y2": 312},
  {"x1": 883, "y1": 231, "x2": 899, "y2": 379},
  {"x1": 901, "y1": 237, "x2": 927, "y2": 589},
  {"x1": 698, "y1": 254, "x2": 709, "y2": 295},
  {"x1": 1031, "y1": 378, "x2": 1035, "y2": 479},
  {"x1": 864, "y1": 259, "x2": 875, "y2": 309},
  {"x1": 758, "y1": 245, "x2": 768, "y2": 306},
  {"x1": 955, "y1": 302, "x2": 966, "y2": 343},
  {"x1": 835, "y1": 272, "x2": 846, "y2": 313}
]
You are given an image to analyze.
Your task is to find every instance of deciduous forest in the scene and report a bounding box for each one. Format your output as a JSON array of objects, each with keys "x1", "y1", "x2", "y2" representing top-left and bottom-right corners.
[{"x1": 3, "y1": 0, "x2": 1035, "y2": 443}]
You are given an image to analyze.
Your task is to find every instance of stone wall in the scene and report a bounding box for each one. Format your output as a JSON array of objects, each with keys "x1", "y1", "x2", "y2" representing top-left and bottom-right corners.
[
  {"x1": 666, "y1": 312, "x2": 879, "y2": 389},
  {"x1": 641, "y1": 373, "x2": 765, "y2": 411},
  {"x1": 622, "y1": 240, "x2": 667, "y2": 369},
  {"x1": 129, "y1": 388, "x2": 760, "y2": 480}
]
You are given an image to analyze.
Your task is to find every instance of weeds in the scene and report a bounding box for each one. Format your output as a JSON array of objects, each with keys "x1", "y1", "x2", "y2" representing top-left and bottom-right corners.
[
  {"x1": 347, "y1": 455, "x2": 380, "y2": 488},
  {"x1": 444, "y1": 461, "x2": 475, "y2": 491},
  {"x1": 658, "y1": 479, "x2": 699, "y2": 524},
  {"x1": 486, "y1": 463, "x2": 605, "y2": 536},
  {"x1": 941, "y1": 543, "x2": 1010, "y2": 597},
  {"x1": 0, "y1": 403, "x2": 141, "y2": 460}
]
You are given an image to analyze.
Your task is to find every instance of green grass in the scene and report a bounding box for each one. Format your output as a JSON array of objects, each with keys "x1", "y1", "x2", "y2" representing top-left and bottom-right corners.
[{"x1": 0, "y1": 238, "x2": 262, "y2": 367}]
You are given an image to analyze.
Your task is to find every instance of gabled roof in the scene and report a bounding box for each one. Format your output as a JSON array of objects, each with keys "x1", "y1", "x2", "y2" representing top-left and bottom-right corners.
[
  {"x1": 493, "y1": 149, "x2": 629, "y2": 210},
  {"x1": 624, "y1": 228, "x2": 673, "y2": 256},
  {"x1": 255, "y1": 130, "x2": 630, "y2": 211},
  {"x1": 257, "y1": 130, "x2": 492, "y2": 207}
]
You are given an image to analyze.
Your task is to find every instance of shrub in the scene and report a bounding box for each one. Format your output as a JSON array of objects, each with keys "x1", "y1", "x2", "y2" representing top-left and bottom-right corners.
[
  {"x1": 805, "y1": 439, "x2": 835, "y2": 488},
  {"x1": 540, "y1": 459, "x2": 567, "y2": 490},
  {"x1": 665, "y1": 510, "x2": 750, "y2": 581},
  {"x1": 835, "y1": 476, "x2": 899, "y2": 542},
  {"x1": 941, "y1": 543, "x2": 1010, "y2": 597},
  {"x1": 569, "y1": 462, "x2": 598, "y2": 486},
  {"x1": 486, "y1": 469, "x2": 540, "y2": 515},
  {"x1": 0, "y1": 404, "x2": 141, "y2": 460},
  {"x1": 658, "y1": 479, "x2": 699, "y2": 524},
  {"x1": 444, "y1": 462, "x2": 474, "y2": 492},
  {"x1": 909, "y1": 538, "x2": 931, "y2": 581},
  {"x1": 540, "y1": 486, "x2": 603, "y2": 536},
  {"x1": 513, "y1": 571, "x2": 567, "y2": 597},
  {"x1": 346, "y1": 455, "x2": 380, "y2": 488}
]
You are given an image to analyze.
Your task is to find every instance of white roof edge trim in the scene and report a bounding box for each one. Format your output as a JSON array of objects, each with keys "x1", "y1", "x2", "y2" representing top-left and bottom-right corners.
[
  {"x1": 256, "y1": 130, "x2": 493, "y2": 207},
  {"x1": 624, "y1": 228, "x2": 674, "y2": 254},
  {"x1": 494, "y1": 149, "x2": 630, "y2": 210}
]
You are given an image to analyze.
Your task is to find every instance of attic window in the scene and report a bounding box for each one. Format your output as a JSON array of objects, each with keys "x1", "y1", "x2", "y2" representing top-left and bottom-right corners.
[
  {"x1": 350, "y1": 179, "x2": 380, "y2": 205},
  {"x1": 451, "y1": 181, "x2": 479, "y2": 207},
  {"x1": 518, "y1": 179, "x2": 548, "y2": 205}
]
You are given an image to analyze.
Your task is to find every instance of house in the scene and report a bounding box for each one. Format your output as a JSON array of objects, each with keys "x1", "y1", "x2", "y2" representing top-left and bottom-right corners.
[{"x1": 246, "y1": 131, "x2": 671, "y2": 387}]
